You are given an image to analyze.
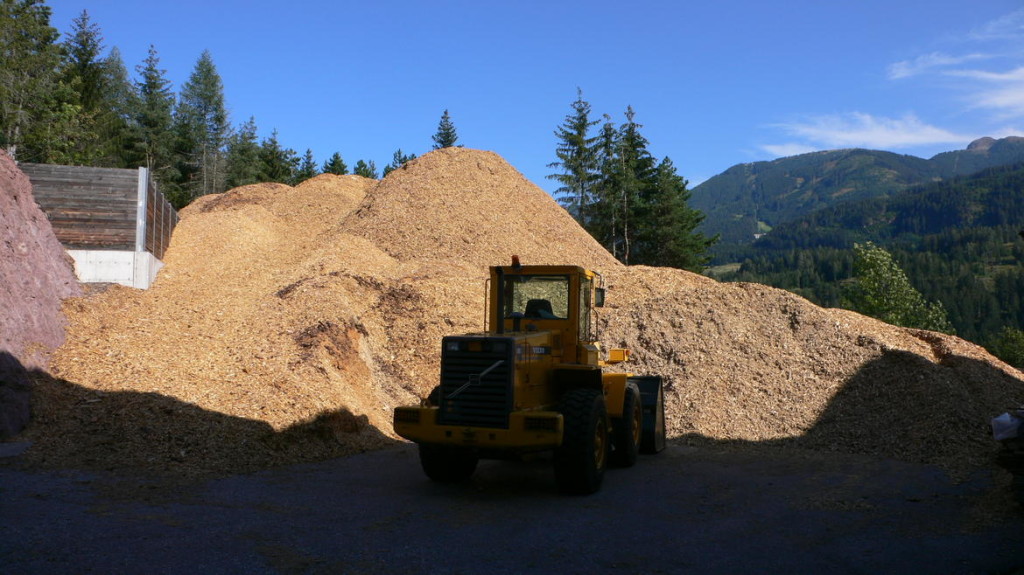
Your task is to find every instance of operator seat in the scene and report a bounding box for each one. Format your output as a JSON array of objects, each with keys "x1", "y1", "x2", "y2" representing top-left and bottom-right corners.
[{"x1": 524, "y1": 299, "x2": 556, "y2": 319}]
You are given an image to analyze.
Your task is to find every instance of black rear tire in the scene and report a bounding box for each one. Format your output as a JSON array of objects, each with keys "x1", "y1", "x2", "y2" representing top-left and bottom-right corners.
[
  {"x1": 419, "y1": 444, "x2": 478, "y2": 483},
  {"x1": 611, "y1": 383, "x2": 642, "y2": 467},
  {"x1": 640, "y1": 377, "x2": 666, "y2": 454},
  {"x1": 553, "y1": 388, "x2": 608, "y2": 495}
]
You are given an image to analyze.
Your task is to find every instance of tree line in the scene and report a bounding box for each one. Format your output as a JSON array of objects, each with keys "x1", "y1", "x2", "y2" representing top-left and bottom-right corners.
[
  {"x1": 0, "y1": 1, "x2": 458, "y2": 209},
  {"x1": 547, "y1": 89, "x2": 716, "y2": 271},
  {"x1": 3, "y1": 1, "x2": 717, "y2": 273}
]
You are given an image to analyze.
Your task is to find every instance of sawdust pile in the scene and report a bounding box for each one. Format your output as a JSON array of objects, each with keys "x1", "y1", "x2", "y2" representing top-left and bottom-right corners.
[
  {"x1": 602, "y1": 268, "x2": 1024, "y2": 469},
  {"x1": 18, "y1": 147, "x2": 1024, "y2": 477}
]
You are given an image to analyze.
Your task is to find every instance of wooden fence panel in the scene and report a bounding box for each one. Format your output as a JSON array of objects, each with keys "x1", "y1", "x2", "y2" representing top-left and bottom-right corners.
[{"x1": 21, "y1": 163, "x2": 178, "y2": 257}]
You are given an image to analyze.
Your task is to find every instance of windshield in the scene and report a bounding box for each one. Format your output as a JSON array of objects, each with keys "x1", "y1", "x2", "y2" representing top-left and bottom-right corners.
[{"x1": 503, "y1": 275, "x2": 570, "y2": 319}]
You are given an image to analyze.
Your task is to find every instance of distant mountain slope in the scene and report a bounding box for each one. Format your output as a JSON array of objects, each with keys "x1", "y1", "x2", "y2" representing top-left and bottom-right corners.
[
  {"x1": 693, "y1": 136, "x2": 1024, "y2": 249},
  {"x1": 723, "y1": 163, "x2": 1024, "y2": 344},
  {"x1": 755, "y1": 162, "x2": 1024, "y2": 251}
]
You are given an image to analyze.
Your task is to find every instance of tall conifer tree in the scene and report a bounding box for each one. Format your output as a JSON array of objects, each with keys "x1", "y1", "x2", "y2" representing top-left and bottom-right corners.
[
  {"x1": 322, "y1": 151, "x2": 348, "y2": 175},
  {"x1": 635, "y1": 157, "x2": 717, "y2": 270},
  {"x1": 225, "y1": 116, "x2": 260, "y2": 187},
  {"x1": 432, "y1": 109, "x2": 458, "y2": 149},
  {"x1": 99, "y1": 47, "x2": 143, "y2": 167},
  {"x1": 383, "y1": 148, "x2": 416, "y2": 175},
  {"x1": 548, "y1": 88, "x2": 599, "y2": 226},
  {"x1": 257, "y1": 129, "x2": 298, "y2": 184},
  {"x1": 0, "y1": 0, "x2": 62, "y2": 160},
  {"x1": 174, "y1": 49, "x2": 228, "y2": 204},
  {"x1": 353, "y1": 159, "x2": 378, "y2": 178},
  {"x1": 134, "y1": 45, "x2": 175, "y2": 184},
  {"x1": 295, "y1": 148, "x2": 318, "y2": 183}
]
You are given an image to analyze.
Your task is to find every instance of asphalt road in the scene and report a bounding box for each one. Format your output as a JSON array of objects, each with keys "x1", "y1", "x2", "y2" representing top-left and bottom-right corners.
[{"x1": 2, "y1": 442, "x2": 1022, "y2": 574}]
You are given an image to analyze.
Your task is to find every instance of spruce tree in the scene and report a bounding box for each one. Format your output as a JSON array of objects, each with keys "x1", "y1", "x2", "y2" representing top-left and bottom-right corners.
[
  {"x1": 635, "y1": 157, "x2": 717, "y2": 270},
  {"x1": 99, "y1": 47, "x2": 143, "y2": 168},
  {"x1": 58, "y1": 10, "x2": 111, "y2": 165},
  {"x1": 134, "y1": 45, "x2": 175, "y2": 185},
  {"x1": 62, "y1": 10, "x2": 104, "y2": 112},
  {"x1": 353, "y1": 159, "x2": 378, "y2": 178},
  {"x1": 294, "y1": 148, "x2": 318, "y2": 183},
  {"x1": 257, "y1": 129, "x2": 298, "y2": 184},
  {"x1": 225, "y1": 116, "x2": 260, "y2": 188},
  {"x1": 0, "y1": 0, "x2": 62, "y2": 160},
  {"x1": 383, "y1": 148, "x2": 416, "y2": 175},
  {"x1": 611, "y1": 106, "x2": 657, "y2": 264},
  {"x1": 589, "y1": 114, "x2": 620, "y2": 255},
  {"x1": 432, "y1": 109, "x2": 458, "y2": 149},
  {"x1": 322, "y1": 151, "x2": 348, "y2": 175},
  {"x1": 173, "y1": 49, "x2": 228, "y2": 204},
  {"x1": 547, "y1": 88, "x2": 599, "y2": 226}
]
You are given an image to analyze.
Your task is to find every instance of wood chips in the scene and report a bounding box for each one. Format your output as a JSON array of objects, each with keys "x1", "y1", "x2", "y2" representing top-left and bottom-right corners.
[{"x1": 19, "y1": 147, "x2": 1024, "y2": 478}]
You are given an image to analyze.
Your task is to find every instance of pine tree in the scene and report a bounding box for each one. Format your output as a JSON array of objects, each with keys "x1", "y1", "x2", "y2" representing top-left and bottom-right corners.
[
  {"x1": 321, "y1": 151, "x2": 348, "y2": 175},
  {"x1": 383, "y1": 148, "x2": 416, "y2": 175},
  {"x1": 225, "y1": 116, "x2": 260, "y2": 188},
  {"x1": 62, "y1": 10, "x2": 104, "y2": 112},
  {"x1": 353, "y1": 159, "x2": 378, "y2": 178},
  {"x1": 173, "y1": 49, "x2": 228, "y2": 204},
  {"x1": 547, "y1": 88, "x2": 599, "y2": 226},
  {"x1": 257, "y1": 129, "x2": 298, "y2": 184},
  {"x1": 635, "y1": 157, "x2": 717, "y2": 270},
  {"x1": 0, "y1": 0, "x2": 62, "y2": 160},
  {"x1": 610, "y1": 106, "x2": 657, "y2": 264},
  {"x1": 134, "y1": 45, "x2": 175, "y2": 184},
  {"x1": 432, "y1": 109, "x2": 458, "y2": 149},
  {"x1": 99, "y1": 47, "x2": 143, "y2": 167},
  {"x1": 589, "y1": 114, "x2": 620, "y2": 255},
  {"x1": 294, "y1": 148, "x2": 318, "y2": 183}
]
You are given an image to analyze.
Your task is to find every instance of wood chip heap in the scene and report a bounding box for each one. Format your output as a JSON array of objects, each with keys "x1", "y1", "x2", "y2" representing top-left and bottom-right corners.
[{"x1": 19, "y1": 147, "x2": 1024, "y2": 477}]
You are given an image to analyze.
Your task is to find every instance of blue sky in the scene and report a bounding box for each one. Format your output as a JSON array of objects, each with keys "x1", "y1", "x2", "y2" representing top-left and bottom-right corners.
[{"x1": 48, "y1": 1, "x2": 1024, "y2": 191}]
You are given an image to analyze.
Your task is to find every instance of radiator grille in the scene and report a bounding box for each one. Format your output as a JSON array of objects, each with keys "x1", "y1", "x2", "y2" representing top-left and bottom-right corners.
[{"x1": 437, "y1": 337, "x2": 514, "y2": 428}]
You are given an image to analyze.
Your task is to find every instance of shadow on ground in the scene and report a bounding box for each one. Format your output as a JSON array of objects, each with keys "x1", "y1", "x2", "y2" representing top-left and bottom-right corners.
[{"x1": 1, "y1": 351, "x2": 396, "y2": 479}]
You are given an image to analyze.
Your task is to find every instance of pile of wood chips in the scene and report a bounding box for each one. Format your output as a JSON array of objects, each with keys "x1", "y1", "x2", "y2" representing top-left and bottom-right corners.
[{"x1": 20, "y1": 147, "x2": 1024, "y2": 478}]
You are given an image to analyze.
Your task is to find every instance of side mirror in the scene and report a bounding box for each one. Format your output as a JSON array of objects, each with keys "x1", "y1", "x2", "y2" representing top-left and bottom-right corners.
[{"x1": 595, "y1": 287, "x2": 605, "y2": 308}]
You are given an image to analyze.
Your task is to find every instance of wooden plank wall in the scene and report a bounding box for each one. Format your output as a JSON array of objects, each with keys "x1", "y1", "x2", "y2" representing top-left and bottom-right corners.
[
  {"x1": 21, "y1": 163, "x2": 178, "y2": 259},
  {"x1": 144, "y1": 178, "x2": 178, "y2": 260}
]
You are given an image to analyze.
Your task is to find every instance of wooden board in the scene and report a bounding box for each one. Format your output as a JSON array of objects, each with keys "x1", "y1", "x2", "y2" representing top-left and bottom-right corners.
[{"x1": 21, "y1": 163, "x2": 178, "y2": 257}]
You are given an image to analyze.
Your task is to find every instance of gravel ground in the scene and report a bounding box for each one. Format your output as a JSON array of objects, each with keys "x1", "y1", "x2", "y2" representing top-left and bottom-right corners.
[{"x1": 2, "y1": 440, "x2": 1022, "y2": 574}]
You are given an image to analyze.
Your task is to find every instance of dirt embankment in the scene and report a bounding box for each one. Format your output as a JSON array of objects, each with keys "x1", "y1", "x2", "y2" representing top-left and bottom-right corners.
[
  {"x1": 0, "y1": 151, "x2": 81, "y2": 438},
  {"x1": 9, "y1": 147, "x2": 1024, "y2": 477}
]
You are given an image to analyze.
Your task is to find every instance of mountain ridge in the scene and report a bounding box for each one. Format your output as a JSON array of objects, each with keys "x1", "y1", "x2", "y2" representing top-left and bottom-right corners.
[{"x1": 692, "y1": 136, "x2": 1024, "y2": 252}]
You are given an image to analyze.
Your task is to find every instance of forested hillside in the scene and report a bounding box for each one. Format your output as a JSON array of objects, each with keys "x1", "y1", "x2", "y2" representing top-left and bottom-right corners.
[
  {"x1": 694, "y1": 137, "x2": 1024, "y2": 256},
  {"x1": 720, "y1": 164, "x2": 1024, "y2": 347}
]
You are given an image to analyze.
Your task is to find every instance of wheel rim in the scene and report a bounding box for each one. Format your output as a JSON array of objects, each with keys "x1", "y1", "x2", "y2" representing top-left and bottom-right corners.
[{"x1": 594, "y1": 417, "x2": 607, "y2": 469}]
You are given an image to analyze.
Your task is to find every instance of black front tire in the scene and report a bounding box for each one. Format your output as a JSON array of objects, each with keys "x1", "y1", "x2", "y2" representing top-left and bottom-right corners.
[
  {"x1": 553, "y1": 388, "x2": 608, "y2": 495},
  {"x1": 419, "y1": 444, "x2": 478, "y2": 483}
]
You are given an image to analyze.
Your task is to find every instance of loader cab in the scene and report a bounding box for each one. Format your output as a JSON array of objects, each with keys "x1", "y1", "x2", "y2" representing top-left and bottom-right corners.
[{"x1": 488, "y1": 260, "x2": 603, "y2": 366}]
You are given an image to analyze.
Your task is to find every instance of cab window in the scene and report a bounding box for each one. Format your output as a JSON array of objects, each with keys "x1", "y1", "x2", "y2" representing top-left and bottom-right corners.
[{"x1": 503, "y1": 275, "x2": 570, "y2": 319}]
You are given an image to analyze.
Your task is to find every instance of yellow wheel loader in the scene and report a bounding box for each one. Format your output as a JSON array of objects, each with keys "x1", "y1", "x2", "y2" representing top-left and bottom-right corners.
[{"x1": 393, "y1": 258, "x2": 665, "y2": 494}]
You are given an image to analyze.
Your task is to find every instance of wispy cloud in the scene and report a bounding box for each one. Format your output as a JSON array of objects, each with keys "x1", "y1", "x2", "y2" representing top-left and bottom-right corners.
[
  {"x1": 886, "y1": 9, "x2": 1024, "y2": 120},
  {"x1": 760, "y1": 143, "x2": 818, "y2": 158},
  {"x1": 764, "y1": 113, "x2": 974, "y2": 155},
  {"x1": 970, "y1": 8, "x2": 1024, "y2": 41},
  {"x1": 887, "y1": 52, "x2": 990, "y2": 79},
  {"x1": 948, "y1": 66, "x2": 1024, "y2": 118},
  {"x1": 763, "y1": 9, "x2": 1024, "y2": 160}
]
